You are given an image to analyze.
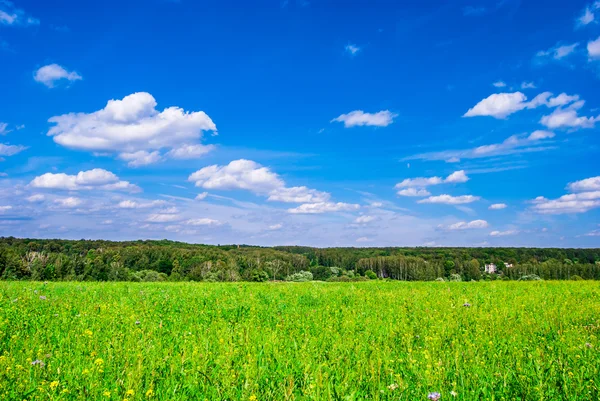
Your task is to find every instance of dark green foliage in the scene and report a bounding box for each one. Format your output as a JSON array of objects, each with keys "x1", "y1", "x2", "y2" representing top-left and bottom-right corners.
[{"x1": 0, "y1": 237, "x2": 599, "y2": 282}]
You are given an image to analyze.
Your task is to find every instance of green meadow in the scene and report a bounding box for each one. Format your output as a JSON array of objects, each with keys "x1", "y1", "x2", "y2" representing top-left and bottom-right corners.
[{"x1": 1, "y1": 281, "x2": 599, "y2": 401}]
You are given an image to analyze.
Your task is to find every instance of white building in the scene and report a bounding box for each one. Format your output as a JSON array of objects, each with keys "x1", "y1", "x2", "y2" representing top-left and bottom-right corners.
[{"x1": 485, "y1": 263, "x2": 497, "y2": 274}]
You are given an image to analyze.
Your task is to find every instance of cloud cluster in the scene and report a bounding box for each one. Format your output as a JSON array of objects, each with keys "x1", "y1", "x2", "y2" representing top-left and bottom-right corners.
[
  {"x1": 287, "y1": 202, "x2": 359, "y2": 214},
  {"x1": 29, "y1": 168, "x2": 140, "y2": 192},
  {"x1": 0, "y1": 1, "x2": 39, "y2": 27},
  {"x1": 464, "y1": 91, "x2": 580, "y2": 119},
  {"x1": 331, "y1": 110, "x2": 397, "y2": 128},
  {"x1": 489, "y1": 203, "x2": 507, "y2": 210},
  {"x1": 418, "y1": 194, "x2": 480, "y2": 205},
  {"x1": 396, "y1": 170, "x2": 468, "y2": 197},
  {"x1": 439, "y1": 219, "x2": 488, "y2": 230},
  {"x1": 536, "y1": 43, "x2": 579, "y2": 60},
  {"x1": 34, "y1": 64, "x2": 82, "y2": 88},
  {"x1": 47, "y1": 92, "x2": 217, "y2": 167},
  {"x1": 189, "y1": 159, "x2": 354, "y2": 213},
  {"x1": 531, "y1": 176, "x2": 600, "y2": 214}
]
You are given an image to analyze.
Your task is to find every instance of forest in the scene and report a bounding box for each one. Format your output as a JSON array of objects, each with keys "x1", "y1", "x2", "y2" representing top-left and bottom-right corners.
[{"x1": 0, "y1": 237, "x2": 599, "y2": 282}]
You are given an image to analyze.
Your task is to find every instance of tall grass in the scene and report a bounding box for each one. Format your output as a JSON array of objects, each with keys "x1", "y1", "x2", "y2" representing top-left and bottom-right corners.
[{"x1": 0, "y1": 281, "x2": 599, "y2": 400}]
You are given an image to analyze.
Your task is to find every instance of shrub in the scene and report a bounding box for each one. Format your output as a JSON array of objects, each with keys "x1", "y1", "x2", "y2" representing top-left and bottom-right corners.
[
  {"x1": 449, "y1": 274, "x2": 462, "y2": 282},
  {"x1": 435, "y1": 277, "x2": 446, "y2": 282},
  {"x1": 250, "y1": 270, "x2": 269, "y2": 282},
  {"x1": 132, "y1": 270, "x2": 167, "y2": 282},
  {"x1": 365, "y1": 270, "x2": 377, "y2": 280},
  {"x1": 285, "y1": 271, "x2": 313, "y2": 282},
  {"x1": 571, "y1": 275, "x2": 583, "y2": 281},
  {"x1": 519, "y1": 274, "x2": 542, "y2": 281}
]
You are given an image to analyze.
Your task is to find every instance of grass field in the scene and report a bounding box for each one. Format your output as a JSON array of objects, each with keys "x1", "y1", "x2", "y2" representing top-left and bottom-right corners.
[{"x1": 0, "y1": 281, "x2": 599, "y2": 401}]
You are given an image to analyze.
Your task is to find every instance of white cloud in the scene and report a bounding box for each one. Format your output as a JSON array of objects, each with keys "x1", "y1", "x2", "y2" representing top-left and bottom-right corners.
[
  {"x1": 441, "y1": 219, "x2": 489, "y2": 230},
  {"x1": 0, "y1": 122, "x2": 8, "y2": 135},
  {"x1": 166, "y1": 144, "x2": 215, "y2": 159},
  {"x1": 0, "y1": 2, "x2": 38, "y2": 26},
  {"x1": 405, "y1": 131, "x2": 556, "y2": 163},
  {"x1": 536, "y1": 43, "x2": 579, "y2": 60},
  {"x1": 0, "y1": 143, "x2": 26, "y2": 157},
  {"x1": 527, "y1": 130, "x2": 555, "y2": 140},
  {"x1": 464, "y1": 92, "x2": 528, "y2": 118},
  {"x1": 397, "y1": 188, "x2": 431, "y2": 197},
  {"x1": 356, "y1": 236, "x2": 372, "y2": 243},
  {"x1": 146, "y1": 213, "x2": 182, "y2": 223},
  {"x1": 287, "y1": 202, "x2": 360, "y2": 214},
  {"x1": 195, "y1": 192, "x2": 208, "y2": 201},
  {"x1": 189, "y1": 159, "x2": 333, "y2": 204},
  {"x1": 0, "y1": 205, "x2": 12, "y2": 212},
  {"x1": 354, "y1": 215, "x2": 375, "y2": 224},
  {"x1": 345, "y1": 44, "x2": 361, "y2": 55},
  {"x1": 331, "y1": 110, "x2": 397, "y2": 128},
  {"x1": 588, "y1": 36, "x2": 600, "y2": 59},
  {"x1": 489, "y1": 203, "x2": 507, "y2": 210},
  {"x1": 464, "y1": 91, "x2": 580, "y2": 119},
  {"x1": 396, "y1": 170, "x2": 468, "y2": 190},
  {"x1": 26, "y1": 194, "x2": 45, "y2": 203},
  {"x1": 540, "y1": 108, "x2": 599, "y2": 129},
  {"x1": 490, "y1": 230, "x2": 519, "y2": 236},
  {"x1": 34, "y1": 64, "x2": 82, "y2": 88},
  {"x1": 117, "y1": 200, "x2": 165, "y2": 209},
  {"x1": 47, "y1": 92, "x2": 216, "y2": 166},
  {"x1": 418, "y1": 194, "x2": 480, "y2": 205},
  {"x1": 54, "y1": 197, "x2": 82, "y2": 208},
  {"x1": 268, "y1": 223, "x2": 283, "y2": 230},
  {"x1": 267, "y1": 186, "x2": 330, "y2": 203},
  {"x1": 567, "y1": 176, "x2": 600, "y2": 192},
  {"x1": 577, "y1": 7, "x2": 595, "y2": 27},
  {"x1": 119, "y1": 151, "x2": 162, "y2": 167},
  {"x1": 492, "y1": 81, "x2": 506, "y2": 88},
  {"x1": 531, "y1": 191, "x2": 600, "y2": 214},
  {"x1": 185, "y1": 218, "x2": 221, "y2": 226},
  {"x1": 29, "y1": 169, "x2": 140, "y2": 192},
  {"x1": 521, "y1": 81, "x2": 536, "y2": 89}
]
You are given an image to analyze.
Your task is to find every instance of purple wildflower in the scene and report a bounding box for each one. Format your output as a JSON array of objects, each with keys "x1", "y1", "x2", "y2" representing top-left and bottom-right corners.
[
  {"x1": 39, "y1": 296, "x2": 47, "y2": 300},
  {"x1": 463, "y1": 302, "x2": 471, "y2": 307},
  {"x1": 31, "y1": 360, "x2": 45, "y2": 368},
  {"x1": 428, "y1": 392, "x2": 441, "y2": 401}
]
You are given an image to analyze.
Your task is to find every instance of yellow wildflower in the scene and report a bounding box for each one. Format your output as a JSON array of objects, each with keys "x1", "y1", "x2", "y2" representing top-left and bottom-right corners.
[
  {"x1": 249, "y1": 395, "x2": 257, "y2": 401},
  {"x1": 145, "y1": 389, "x2": 154, "y2": 397},
  {"x1": 50, "y1": 381, "x2": 59, "y2": 390},
  {"x1": 126, "y1": 389, "x2": 135, "y2": 396},
  {"x1": 95, "y1": 358, "x2": 104, "y2": 366},
  {"x1": 103, "y1": 390, "x2": 111, "y2": 397}
]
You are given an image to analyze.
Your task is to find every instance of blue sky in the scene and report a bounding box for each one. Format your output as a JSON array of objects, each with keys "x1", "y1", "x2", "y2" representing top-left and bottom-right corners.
[{"x1": 1, "y1": 0, "x2": 599, "y2": 247}]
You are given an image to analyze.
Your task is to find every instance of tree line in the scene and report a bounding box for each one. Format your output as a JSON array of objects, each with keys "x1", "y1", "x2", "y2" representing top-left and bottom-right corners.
[{"x1": 0, "y1": 237, "x2": 599, "y2": 282}]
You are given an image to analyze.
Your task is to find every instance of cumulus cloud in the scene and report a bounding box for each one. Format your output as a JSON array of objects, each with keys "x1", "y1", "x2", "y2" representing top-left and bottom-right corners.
[
  {"x1": 588, "y1": 36, "x2": 600, "y2": 59},
  {"x1": 521, "y1": 81, "x2": 536, "y2": 89},
  {"x1": 464, "y1": 91, "x2": 580, "y2": 119},
  {"x1": 397, "y1": 188, "x2": 431, "y2": 197},
  {"x1": 268, "y1": 223, "x2": 283, "y2": 230},
  {"x1": 287, "y1": 202, "x2": 360, "y2": 214},
  {"x1": 146, "y1": 213, "x2": 182, "y2": 223},
  {"x1": 490, "y1": 230, "x2": 519, "y2": 236},
  {"x1": 47, "y1": 92, "x2": 217, "y2": 166},
  {"x1": 418, "y1": 194, "x2": 480, "y2": 205},
  {"x1": 489, "y1": 203, "x2": 507, "y2": 210},
  {"x1": 405, "y1": 130, "x2": 556, "y2": 163},
  {"x1": 440, "y1": 219, "x2": 489, "y2": 230},
  {"x1": 492, "y1": 81, "x2": 506, "y2": 88},
  {"x1": 189, "y1": 159, "x2": 334, "y2": 205},
  {"x1": 540, "y1": 108, "x2": 599, "y2": 129},
  {"x1": 567, "y1": 176, "x2": 600, "y2": 192},
  {"x1": 0, "y1": 205, "x2": 12, "y2": 212},
  {"x1": 577, "y1": 6, "x2": 595, "y2": 27},
  {"x1": 34, "y1": 64, "x2": 82, "y2": 88},
  {"x1": 531, "y1": 190, "x2": 600, "y2": 214},
  {"x1": 331, "y1": 110, "x2": 397, "y2": 128},
  {"x1": 29, "y1": 168, "x2": 140, "y2": 192},
  {"x1": 117, "y1": 200, "x2": 165, "y2": 209}
]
